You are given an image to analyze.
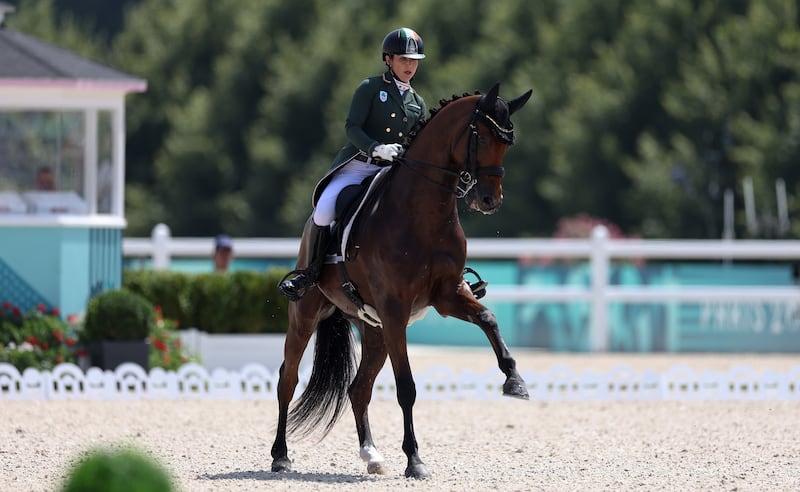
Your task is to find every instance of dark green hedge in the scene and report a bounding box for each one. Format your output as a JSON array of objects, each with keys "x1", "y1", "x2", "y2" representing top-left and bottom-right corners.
[
  {"x1": 84, "y1": 289, "x2": 154, "y2": 341},
  {"x1": 123, "y1": 268, "x2": 290, "y2": 334}
]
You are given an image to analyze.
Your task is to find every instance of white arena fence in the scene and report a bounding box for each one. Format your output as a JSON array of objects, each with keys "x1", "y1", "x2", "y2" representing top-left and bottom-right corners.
[
  {"x1": 2, "y1": 362, "x2": 799, "y2": 401},
  {"x1": 124, "y1": 224, "x2": 800, "y2": 351}
]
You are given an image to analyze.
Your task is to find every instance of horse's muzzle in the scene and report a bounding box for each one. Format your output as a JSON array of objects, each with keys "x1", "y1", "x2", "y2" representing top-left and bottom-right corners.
[{"x1": 468, "y1": 189, "x2": 503, "y2": 215}]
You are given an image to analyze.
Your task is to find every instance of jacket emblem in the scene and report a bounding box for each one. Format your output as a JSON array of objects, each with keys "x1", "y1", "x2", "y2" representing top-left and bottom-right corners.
[{"x1": 379, "y1": 90, "x2": 388, "y2": 102}]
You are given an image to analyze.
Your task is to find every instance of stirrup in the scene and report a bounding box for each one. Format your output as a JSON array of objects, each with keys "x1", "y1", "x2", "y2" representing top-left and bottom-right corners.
[
  {"x1": 463, "y1": 266, "x2": 488, "y2": 300},
  {"x1": 277, "y1": 269, "x2": 314, "y2": 302}
]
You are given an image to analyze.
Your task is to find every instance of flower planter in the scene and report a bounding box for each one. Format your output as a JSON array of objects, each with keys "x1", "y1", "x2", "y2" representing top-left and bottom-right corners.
[{"x1": 88, "y1": 340, "x2": 149, "y2": 371}]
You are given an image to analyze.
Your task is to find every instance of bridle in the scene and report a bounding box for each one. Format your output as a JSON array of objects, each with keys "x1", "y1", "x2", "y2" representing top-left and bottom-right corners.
[{"x1": 398, "y1": 95, "x2": 516, "y2": 198}]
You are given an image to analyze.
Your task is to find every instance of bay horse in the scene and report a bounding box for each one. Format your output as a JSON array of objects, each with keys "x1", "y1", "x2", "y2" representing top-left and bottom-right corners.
[{"x1": 271, "y1": 83, "x2": 533, "y2": 479}]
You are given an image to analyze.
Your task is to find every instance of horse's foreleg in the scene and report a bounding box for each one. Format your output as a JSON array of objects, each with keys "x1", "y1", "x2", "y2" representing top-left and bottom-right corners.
[
  {"x1": 384, "y1": 319, "x2": 431, "y2": 479},
  {"x1": 440, "y1": 282, "x2": 529, "y2": 399},
  {"x1": 473, "y1": 305, "x2": 529, "y2": 399},
  {"x1": 270, "y1": 307, "x2": 316, "y2": 472},
  {"x1": 349, "y1": 322, "x2": 389, "y2": 475}
]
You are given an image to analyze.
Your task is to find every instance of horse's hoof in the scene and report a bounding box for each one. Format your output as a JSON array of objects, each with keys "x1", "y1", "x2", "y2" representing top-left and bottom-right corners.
[
  {"x1": 271, "y1": 457, "x2": 292, "y2": 472},
  {"x1": 503, "y1": 377, "x2": 530, "y2": 400},
  {"x1": 404, "y1": 463, "x2": 431, "y2": 479},
  {"x1": 367, "y1": 462, "x2": 389, "y2": 475}
]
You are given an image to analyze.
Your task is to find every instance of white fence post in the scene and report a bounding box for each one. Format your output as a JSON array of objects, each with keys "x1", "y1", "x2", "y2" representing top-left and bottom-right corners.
[
  {"x1": 151, "y1": 223, "x2": 171, "y2": 270},
  {"x1": 591, "y1": 225, "x2": 609, "y2": 351}
]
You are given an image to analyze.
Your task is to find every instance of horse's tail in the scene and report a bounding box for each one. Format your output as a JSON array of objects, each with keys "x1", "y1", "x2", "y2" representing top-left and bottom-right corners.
[{"x1": 287, "y1": 310, "x2": 356, "y2": 438}]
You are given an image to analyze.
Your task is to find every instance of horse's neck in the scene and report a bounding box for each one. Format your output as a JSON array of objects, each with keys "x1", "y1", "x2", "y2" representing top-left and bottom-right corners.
[{"x1": 387, "y1": 163, "x2": 461, "y2": 234}]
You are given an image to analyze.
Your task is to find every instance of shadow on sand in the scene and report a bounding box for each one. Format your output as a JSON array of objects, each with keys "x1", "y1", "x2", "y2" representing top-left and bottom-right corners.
[{"x1": 198, "y1": 470, "x2": 384, "y2": 484}]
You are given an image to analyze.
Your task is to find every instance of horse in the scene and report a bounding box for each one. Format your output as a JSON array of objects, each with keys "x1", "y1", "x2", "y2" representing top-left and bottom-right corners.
[{"x1": 271, "y1": 82, "x2": 533, "y2": 479}]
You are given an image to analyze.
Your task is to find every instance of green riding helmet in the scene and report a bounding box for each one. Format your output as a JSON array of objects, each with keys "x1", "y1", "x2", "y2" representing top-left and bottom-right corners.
[{"x1": 381, "y1": 27, "x2": 425, "y2": 61}]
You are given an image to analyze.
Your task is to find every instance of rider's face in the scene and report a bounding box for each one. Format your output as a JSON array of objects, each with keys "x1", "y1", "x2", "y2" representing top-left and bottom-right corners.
[{"x1": 387, "y1": 55, "x2": 419, "y2": 83}]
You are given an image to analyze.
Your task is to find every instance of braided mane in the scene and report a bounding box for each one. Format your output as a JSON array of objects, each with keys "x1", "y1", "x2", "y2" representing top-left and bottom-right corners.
[{"x1": 407, "y1": 91, "x2": 481, "y2": 144}]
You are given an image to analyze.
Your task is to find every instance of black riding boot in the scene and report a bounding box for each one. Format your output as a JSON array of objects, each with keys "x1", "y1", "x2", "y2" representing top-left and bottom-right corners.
[{"x1": 278, "y1": 225, "x2": 331, "y2": 301}]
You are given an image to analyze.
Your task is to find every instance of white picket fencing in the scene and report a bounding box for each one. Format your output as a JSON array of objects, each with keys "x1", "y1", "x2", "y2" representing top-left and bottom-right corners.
[{"x1": 2, "y1": 362, "x2": 799, "y2": 401}]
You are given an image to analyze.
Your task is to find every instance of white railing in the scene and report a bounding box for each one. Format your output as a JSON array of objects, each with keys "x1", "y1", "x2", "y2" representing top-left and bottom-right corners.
[
  {"x1": 123, "y1": 224, "x2": 800, "y2": 351},
  {"x1": 2, "y1": 362, "x2": 799, "y2": 401}
]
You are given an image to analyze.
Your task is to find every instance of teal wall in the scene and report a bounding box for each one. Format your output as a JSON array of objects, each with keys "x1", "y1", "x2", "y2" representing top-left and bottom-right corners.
[{"x1": 0, "y1": 226, "x2": 121, "y2": 317}]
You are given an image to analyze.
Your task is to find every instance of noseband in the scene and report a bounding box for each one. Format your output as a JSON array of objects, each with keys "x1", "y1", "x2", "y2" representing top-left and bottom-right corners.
[{"x1": 399, "y1": 97, "x2": 515, "y2": 198}]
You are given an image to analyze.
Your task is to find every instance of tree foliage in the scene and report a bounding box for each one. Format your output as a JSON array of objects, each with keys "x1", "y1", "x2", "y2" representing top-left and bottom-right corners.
[{"x1": 8, "y1": 0, "x2": 800, "y2": 238}]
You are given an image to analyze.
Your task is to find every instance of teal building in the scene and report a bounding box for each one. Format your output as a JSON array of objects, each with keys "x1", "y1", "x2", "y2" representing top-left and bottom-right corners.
[{"x1": 0, "y1": 20, "x2": 146, "y2": 318}]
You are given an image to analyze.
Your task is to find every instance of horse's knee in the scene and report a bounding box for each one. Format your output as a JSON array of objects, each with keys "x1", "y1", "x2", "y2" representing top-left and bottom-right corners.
[{"x1": 476, "y1": 309, "x2": 497, "y2": 327}]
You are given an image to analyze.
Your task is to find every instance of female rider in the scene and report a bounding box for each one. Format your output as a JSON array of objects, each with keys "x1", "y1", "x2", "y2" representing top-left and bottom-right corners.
[{"x1": 279, "y1": 27, "x2": 428, "y2": 301}]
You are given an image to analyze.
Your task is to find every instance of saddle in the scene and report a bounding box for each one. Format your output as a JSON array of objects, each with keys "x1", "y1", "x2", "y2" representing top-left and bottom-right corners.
[
  {"x1": 323, "y1": 167, "x2": 488, "y2": 314},
  {"x1": 328, "y1": 166, "x2": 394, "y2": 262}
]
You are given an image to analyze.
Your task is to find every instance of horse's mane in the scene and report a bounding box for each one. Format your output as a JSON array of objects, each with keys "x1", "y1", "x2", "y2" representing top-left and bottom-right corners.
[{"x1": 407, "y1": 91, "x2": 481, "y2": 144}]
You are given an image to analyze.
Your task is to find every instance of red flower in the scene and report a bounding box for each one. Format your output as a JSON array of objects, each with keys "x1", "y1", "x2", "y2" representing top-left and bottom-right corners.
[
  {"x1": 27, "y1": 335, "x2": 38, "y2": 346},
  {"x1": 51, "y1": 307, "x2": 61, "y2": 316},
  {"x1": 2, "y1": 301, "x2": 9, "y2": 310},
  {"x1": 53, "y1": 330, "x2": 64, "y2": 342},
  {"x1": 36, "y1": 303, "x2": 46, "y2": 312},
  {"x1": 152, "y1": 338, "x2": 168, "y2": 352},
  {"x1": 66, "y1": 338, "x2": 75, "y2": 346},
  {"x1": 12, "y1": 307, "x2": 20, "y2": 317},
  {"x1": 67, "y1": 314, "x2": 80, "y2": 325}
]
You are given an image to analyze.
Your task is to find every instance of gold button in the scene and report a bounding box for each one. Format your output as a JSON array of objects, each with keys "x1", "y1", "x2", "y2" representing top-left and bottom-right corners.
[
  {"x1": 398, "y1": 132, "x2": 404, "y2": 137},
  {"x1": 402, "y1": 117, "x2": 408, "y2": 122},
  {"x1": 390, "y1": 112, "x2": 396, "y2": 118},
  {"x1": 385, "y1": 127, "x2": 391, "y2": 133}
]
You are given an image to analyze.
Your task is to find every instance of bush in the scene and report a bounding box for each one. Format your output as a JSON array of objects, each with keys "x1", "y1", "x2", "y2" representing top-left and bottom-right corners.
[
  {"x1": 124, "y1": 268, "x2": 290, "y2": 334},
  {"x1": 83, "y1": 290, "x2": 154, "y2": 342},
  {"x1": 123, "y1": 270, "x2": 189, "y2": 323},
  {"x1": 61, "y1": 447, "x2": 174, "y2": 492}
]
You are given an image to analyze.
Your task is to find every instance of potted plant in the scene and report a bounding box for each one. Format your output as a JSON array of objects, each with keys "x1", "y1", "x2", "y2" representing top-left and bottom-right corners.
[{"x1": 83, "y1": 289, "x2": 154, "y2": 370}]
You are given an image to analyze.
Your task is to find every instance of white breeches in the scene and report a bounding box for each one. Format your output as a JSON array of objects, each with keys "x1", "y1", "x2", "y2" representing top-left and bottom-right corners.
[{"x1": 313, "y1": 160, "x2": 380, "y2": 226}]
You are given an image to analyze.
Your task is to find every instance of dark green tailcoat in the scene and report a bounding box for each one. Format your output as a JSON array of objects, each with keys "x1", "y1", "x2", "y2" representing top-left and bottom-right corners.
[{"x1": 313, "y1": 71, "x2": 427, "y2": 205}]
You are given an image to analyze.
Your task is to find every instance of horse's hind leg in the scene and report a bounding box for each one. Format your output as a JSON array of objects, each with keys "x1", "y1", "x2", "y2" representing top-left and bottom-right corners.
[
  {"x1": 270, "y1": 291, "x2": 326, "y2": 472},
  {"x1": 349, "y1": 321, "x2": 389, "y2": 475}
]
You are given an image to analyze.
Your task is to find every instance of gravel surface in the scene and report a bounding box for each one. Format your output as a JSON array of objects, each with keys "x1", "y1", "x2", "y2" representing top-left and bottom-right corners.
[{"x1": 2, "y1": 348, "x2": 799, "y2": 491}]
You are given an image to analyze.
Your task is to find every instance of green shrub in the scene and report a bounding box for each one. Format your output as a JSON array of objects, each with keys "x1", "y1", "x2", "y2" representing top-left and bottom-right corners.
[
  {"x1": 83, "y1": 289, "x2": 155, "y2": 341},
  {"x1": 123, "y1": 270, "x2": 189, "y2": 322},
  {"x1": 123, "y1": 268, "x2": 290, "y2": 334},
  {"x1": 61, "y1": 447, "x2": 174, "y2": 492}
]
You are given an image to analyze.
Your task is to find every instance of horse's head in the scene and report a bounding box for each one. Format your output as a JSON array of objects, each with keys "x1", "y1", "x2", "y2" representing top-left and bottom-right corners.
[{"x1": 460, "y1": 83, "x2": 532, "y2": 214}]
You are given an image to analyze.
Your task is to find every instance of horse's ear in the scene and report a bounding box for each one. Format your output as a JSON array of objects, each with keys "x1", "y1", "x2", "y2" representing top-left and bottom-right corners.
[
  {"x1": 508, "y1": 89, "x2": 533, "y2": 116},
  {"x1": 480, "y1": 82, "x2": 500, "y2": 112}
]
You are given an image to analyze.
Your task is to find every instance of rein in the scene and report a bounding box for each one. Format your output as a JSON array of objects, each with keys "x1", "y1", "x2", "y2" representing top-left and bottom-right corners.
[{"x1": 397, "y1": 98, "x2": 514, "y2": 199}]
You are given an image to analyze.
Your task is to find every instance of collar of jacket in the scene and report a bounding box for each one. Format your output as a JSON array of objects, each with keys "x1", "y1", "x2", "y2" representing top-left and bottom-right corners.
[{"x1": 382, "y1": 70, "x2": 415, "y2": 94}]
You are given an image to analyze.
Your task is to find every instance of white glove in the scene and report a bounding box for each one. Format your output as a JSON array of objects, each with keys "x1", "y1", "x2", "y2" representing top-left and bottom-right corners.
[{"x1": 372, "y1": 143, "x2": 404, "y2": 162}]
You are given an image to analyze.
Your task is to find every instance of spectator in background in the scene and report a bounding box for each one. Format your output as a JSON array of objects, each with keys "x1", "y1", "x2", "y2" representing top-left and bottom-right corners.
[
  {"x1": 214, "y1": 234, "x2": 233, "y2": 272},
  {"x1": 35, "y1": 166, "x2": 55, "y2": 190}
]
